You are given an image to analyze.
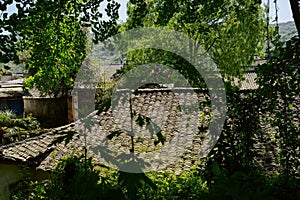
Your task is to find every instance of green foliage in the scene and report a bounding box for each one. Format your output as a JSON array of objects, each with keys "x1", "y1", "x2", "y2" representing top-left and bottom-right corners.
[
  {"x1": 0, "y1": 0, "x2": 120, "y2": 97},
  {"x1": 10, "y1": 156, "x2": 124, "y2": 200},
  {"x1": 119, "y1": 48, "x2": 207, "y2": 89},
  {"x1": 209, "y1": 170, "x2": 273, "y2": 200},
  {"x1": 0, "y1": 0, "x2": 120, "y2": 64},
  {"x1": 0, "y1": 110, "x2": 15, "y2": 126},
  {"x1": 9, "y1": 158, "x2": 300, "y2": 199},
  {"x1": 95, "y1": 81, "x2": 116, "y2": 112},
  {"x1": 267, "y1": 173, "x2": 300, "y2": 200},
  {"x1": 22, "y1": 15, "x2": 87, "y2": 97},
  {"x1": 46, "y1": 156, "x2": 122, "y2": 200},
  {"x1": 200, "y1": 35, "x2": 299, "y2": 198},
  {"x1": 0, "y1": 110, "x2": 40, "y2": 144},
  {"x1": 118, "y1": 171, "x2": 156, "y2": 200},
  {"x1": 256, "y1": 36, "x2": 300, "y2": 179},
  {"x1": 203, "y1": 85, "x2": 262, "y2": 180},
  {"x1": 0, "y1": 110, "x2": 40, "y2": 129},
  {"x1": 206, "y1": 165, "x2": 300, "y2": 200},
  {"x1": 3, "y1": 2, "x2": 299, "y2": 199},
  {"x1": 137, "y1": 167, "x2": 209, "y2": 200},
  {"x1": 122, "y1": 0, "x2": 266, "y2": 79},
  {"x1": 11, "y1": 177, "x2": 48, "y2": 200}
]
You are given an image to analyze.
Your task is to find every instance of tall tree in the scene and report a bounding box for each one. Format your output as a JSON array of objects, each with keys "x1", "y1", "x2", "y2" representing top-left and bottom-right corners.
[
  {"x1": 22, "y1": 14, "x2": 87, "y2": 97},
  {"x1": 123, "y1": 0, "x2": 266, "y2": 80},
  {"x1": 0, "y1": 0, "x2": 120, "y2": 96},
  {"x1": 289, "y1": 0, "x2": 300, "y2": 36}
]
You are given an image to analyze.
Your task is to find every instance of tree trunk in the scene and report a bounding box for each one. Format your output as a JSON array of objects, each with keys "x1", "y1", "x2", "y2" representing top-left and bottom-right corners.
[{"x1": 289, "y1": 0, "x2": 300, "y2": 37}]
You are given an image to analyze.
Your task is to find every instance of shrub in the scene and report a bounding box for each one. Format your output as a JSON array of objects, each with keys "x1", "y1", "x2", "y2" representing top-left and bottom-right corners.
[
  {"x1": 47, "y1": 156, "x2": 123, "y2": 200},
  {"x1": 137, "y1": 166, "x2": 209, "y2": 200},
  {"x1": 0, "y1": 110, "x2": 40, "y2": 144}
]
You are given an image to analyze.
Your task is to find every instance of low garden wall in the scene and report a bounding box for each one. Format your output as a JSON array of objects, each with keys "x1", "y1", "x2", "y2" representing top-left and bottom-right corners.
[{"x1": 23, "y1": 96, "x2": 73, "y2": 127}]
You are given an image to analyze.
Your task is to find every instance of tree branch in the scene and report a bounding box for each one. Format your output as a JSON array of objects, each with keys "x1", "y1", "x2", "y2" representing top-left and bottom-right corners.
[{"x1": 289, "y1": 0, "x2": 300, "y2": 37}]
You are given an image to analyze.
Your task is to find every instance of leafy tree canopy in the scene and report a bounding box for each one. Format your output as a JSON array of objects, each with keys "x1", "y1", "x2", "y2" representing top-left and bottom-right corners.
[
  {"x1": 0, "y1": 0, "x2": 120, "y2": 96},
  {"x1": 122, "y1": 0, "x2": 266, "y2": 80},
  {"x1": 0, "y1": 0, "x2": 120, "y2": 62}
]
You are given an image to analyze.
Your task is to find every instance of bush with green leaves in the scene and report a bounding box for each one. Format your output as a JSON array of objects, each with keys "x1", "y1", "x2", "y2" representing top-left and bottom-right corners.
[
  {"x1": 10, "y1": 156, "x2": 300, "y2": 200},
  {"x1": 256, "y1": 36, "x2": 300, "y2": 179},
  {"x1": 198, "y1": 36, "x2": 299, "y2": 199},
  {"x1": 10, "y1": 178, "x2": 48, "y2": 200},
  {"x1": 0, "y1": 110, "x2": 39, "y2": 129},
  {"x1": 10, "y1": 155, "x2": 124, "y2": 200},
  {"x1": 46, "y1": 155, "x2": 123, "y2": 200},
  {"x1": 202, "y1": 85, "x2": 262, "y2": 183},
  {"x1": 0, "y1": 110, "x2": 40, "y2": 144},
  {"x1": 137, "y1": 166, "x2": 209, "y2": 200}
]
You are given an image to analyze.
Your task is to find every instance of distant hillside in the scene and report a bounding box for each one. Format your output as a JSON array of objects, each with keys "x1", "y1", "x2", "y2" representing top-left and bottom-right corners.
[{"x1": 277, "y1": 21, "x2": 298, "y2": 41}]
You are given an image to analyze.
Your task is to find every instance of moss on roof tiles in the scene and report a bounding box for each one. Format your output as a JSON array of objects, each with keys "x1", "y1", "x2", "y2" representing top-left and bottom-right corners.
[{"x1": 1, "y1": 85, "x2": 285, "y2": 173}]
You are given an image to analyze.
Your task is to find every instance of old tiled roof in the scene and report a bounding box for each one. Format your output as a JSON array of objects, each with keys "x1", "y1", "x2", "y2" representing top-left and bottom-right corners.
[
  {"x1": 1, "y1": 87, "x2": 287, "y2": 174},
  {"x1": 233, "y1": 72, "x2": 258, "y2": 90},
  {"x1": 83, "y1": 90, "x2": 208, "y2": 172},
  {"x1": 1, "y1": 87, "x2": 289, "y2": 173},
  {"x1": 0, "y1": 71, "x2": 282, "y2": 173},
  {"x1": 0, "y1": 124, "x2": 80, "y2": 170},
  {"x1": 0, "y1": 90, "x2": 209, "y2": 173}
]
